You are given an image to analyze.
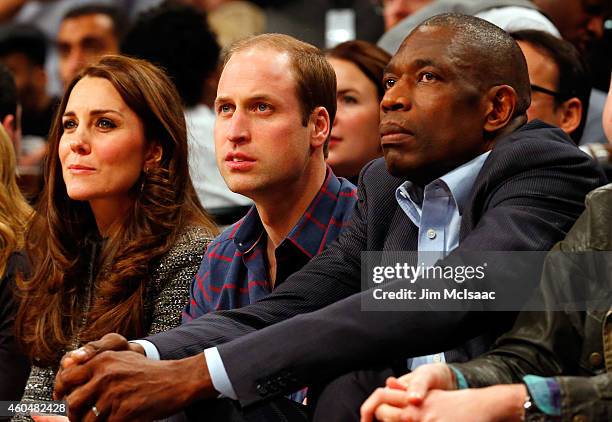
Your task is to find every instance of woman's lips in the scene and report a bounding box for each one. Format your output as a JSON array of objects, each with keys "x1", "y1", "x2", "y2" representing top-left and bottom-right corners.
[{"x1": 67, "y1": 164, "x2": 96, "y2": 174}]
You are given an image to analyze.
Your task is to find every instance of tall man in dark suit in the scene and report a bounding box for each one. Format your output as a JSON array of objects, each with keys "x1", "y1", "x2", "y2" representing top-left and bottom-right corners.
[{"x1": 54, "y1": 14, "x2": 606, "y2": 422}]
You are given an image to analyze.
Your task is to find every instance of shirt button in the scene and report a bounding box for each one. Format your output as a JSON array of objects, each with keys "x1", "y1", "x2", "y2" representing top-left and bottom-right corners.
[
  {"x1": 427, "y1": 229, "x2": 437, "y2": 239},
  {"x1": 589, "y1": 352, "x2": 603, "y2": 367},
  {"x1": 433, "y1": 354, "x2": 441, "y2": 363}
]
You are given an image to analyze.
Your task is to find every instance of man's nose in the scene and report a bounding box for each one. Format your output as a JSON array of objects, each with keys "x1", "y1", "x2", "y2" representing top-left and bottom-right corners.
[
  {"x1": 66, "y1": 50, "x2": 87, "y2": 81},
  {"x1": 381, "y1": 85, "x2": 411, "y2": 113},
  {"x1": 226, "y1": 110, "x2": 250, "y2": 144}
]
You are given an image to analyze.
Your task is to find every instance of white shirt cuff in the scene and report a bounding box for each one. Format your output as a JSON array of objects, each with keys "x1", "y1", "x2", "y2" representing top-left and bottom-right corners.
[
  {"x1": 204, "y1": 347, "x2": 238, "y2": 400},
  {"x1": 130, "y1": 340, "x2": 160, "y2": 360}
]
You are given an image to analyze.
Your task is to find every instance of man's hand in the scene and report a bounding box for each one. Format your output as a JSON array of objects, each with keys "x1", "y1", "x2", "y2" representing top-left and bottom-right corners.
[
  {"x1": 390, "y1": 363, "x2": 457, "y2": 402},
  {"x1": 360, "y1": 363, "x2": 456, "y2": 422},
  {"x1": 54, "y1": 333, "x2": 139, "y2": 400},
  {"x1": 54, "y1": 350, "x2": 216, "y2": 422},
  {"x1": 362, "y1": 384, "x2": 528, "y2": 422},
  {"x1": 57, "y1": 333, "x2": 136, "y2": 374}
]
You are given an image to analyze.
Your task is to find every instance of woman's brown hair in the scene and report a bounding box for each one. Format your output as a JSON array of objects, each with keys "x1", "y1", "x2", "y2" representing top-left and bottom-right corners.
[
  {"x1": 15, "y1": 55, "x2": 216, "y2": 366},
  {"x1": 325, "y1": 40, "x2": 391, "y2": 100}
]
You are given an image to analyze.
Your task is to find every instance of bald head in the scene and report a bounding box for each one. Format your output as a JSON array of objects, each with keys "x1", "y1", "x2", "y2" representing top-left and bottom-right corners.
[{"x1": 408, "y1": 13, "x2": 531, "y2": 117}]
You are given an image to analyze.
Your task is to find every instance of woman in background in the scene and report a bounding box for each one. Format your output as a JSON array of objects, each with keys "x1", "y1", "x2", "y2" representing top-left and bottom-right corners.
[
  {"x1": 325, "y1": 40, "x2": 391, "y2": 183},
  {"x1": 13, "y1": 55, "x2": 216, "y2": 419},
  {"x1": 0, "y1": 123, "x2": 32, "y2": 407}
]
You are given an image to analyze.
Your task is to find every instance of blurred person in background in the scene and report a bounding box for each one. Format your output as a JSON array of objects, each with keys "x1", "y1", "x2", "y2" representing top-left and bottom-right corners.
[
  {"x1": 0, "y1": 64, "x2": 21, "y2": 155},
  {"x1": 122, "y1": 1, "x2": 252, "y2": 223},
  {"x1": 512, "y1": 30, "x2": 591, "y2": 144},
  {"x1": 325, "y1": 40, "x2": 390, "y2": 183},
  {"x1": 179, "y1": 0, "x2": 266, "y2": 49},
  {"x1": 0, "y1": 24, "x2": 58, "y2": 172},
  {"x1": 0, "y1": 0, "x2": 165, "y2": 97},
  {"x1": 533, "y1": 0, "x2": 609, "y2": 53},
  {"x1": 380, "y1": 0, "x2": 433, "y2": 30},
  {"x1": 55, "y1": 3, "x2": 123, "y2": 89}
]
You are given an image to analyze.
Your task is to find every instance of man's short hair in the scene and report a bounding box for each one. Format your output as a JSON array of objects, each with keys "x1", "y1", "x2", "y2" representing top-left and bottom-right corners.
[
  {"x1": 511, "y1": 29, "x2": 591, "y2": 142},
  {"x1": 0, "y1": 24, "x2": 47, "y2": 67},
  {"x1": 413, "y1": 13, "x2": 531, "y2": 117},
  {"x1": 222, "y1": 34, "x2": 337, "y2": 155},
  {"x1": 0, "y1": 64, "x2": 17, "y2": 123},
  {"x1": 121, "y1": 2, "x2": 220, "y2": 108},
  {"x1": 62, "y1": 3, "x2": 127, "y2": 40}
]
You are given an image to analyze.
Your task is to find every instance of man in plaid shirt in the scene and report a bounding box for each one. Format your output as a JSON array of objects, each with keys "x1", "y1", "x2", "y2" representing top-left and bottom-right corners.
[{"x1": 183, "y1": 34, "x2": 357, "y2": 323}]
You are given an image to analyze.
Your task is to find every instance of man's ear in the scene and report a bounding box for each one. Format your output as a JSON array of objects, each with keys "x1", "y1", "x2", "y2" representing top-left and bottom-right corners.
[
  {"x1": 556, "y1": 97, "x2": 582, "y2": 136},
  {"x1": 483, "y1": 85, "x2": 517, "y2": 133},
  {"x1": 144, "y1": 142, "x2": 163, "y2": 169},
  {"x1": 309, "y1": 106, "x2": 331, "y2": 150}
]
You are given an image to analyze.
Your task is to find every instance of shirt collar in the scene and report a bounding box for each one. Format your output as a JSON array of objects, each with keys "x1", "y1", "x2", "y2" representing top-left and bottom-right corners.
[
  {"x1": 233, "y1": 166, "x2": 344, "y2": 259},
  {"x1": 396, "y1": 150, "x2": 491, "y2": 223},
  {"x1": 232, "y1": 206, "x2": 265, "y2": 254},
  {"x1": 439, "y1": 150, "x2": 490, "y2": 215},
  {"x1": 285, "y1": 166, "x2": 343, "y2": 258}
]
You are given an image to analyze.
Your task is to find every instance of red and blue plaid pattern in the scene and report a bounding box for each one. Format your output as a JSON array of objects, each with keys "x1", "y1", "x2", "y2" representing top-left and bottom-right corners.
[{"x1": 182, "y1": 168, "x2": 357, "y2": 321}]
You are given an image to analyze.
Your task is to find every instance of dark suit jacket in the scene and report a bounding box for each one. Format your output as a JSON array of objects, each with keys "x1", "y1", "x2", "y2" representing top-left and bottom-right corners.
[{"x1": 145, "y1": 121, "x2": 606, "y2": 406}]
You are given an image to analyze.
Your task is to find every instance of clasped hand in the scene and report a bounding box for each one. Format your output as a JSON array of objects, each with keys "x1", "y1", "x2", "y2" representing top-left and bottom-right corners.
[
  {"x1": 360, "y1": 363, "x2": 528, "y2": 422},
  {"x1": 53, "y1": 333, "x2": 210, "y2": 422}
]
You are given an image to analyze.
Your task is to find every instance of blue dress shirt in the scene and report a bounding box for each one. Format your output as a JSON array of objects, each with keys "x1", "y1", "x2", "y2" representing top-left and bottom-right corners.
[{"x1": 396, "y1": 151, "x2": 490, "y2": 369}]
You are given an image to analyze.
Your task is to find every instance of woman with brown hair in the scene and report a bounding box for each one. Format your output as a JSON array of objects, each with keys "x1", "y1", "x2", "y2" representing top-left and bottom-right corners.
[
  {"x1": 0, "y1": 122, "x2": 32, "y2": 407},
  {"x1": 13, "y1": 55, "x2": 216, "y2": 415},
  {"x1": 325, "y1": 40, "x2": 391, "y2": 183}
]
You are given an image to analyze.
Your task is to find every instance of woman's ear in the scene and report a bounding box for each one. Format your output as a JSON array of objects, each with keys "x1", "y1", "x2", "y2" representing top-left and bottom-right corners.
[{"x1": 144, "y1": 142, "x2": 163, "y2": 169}]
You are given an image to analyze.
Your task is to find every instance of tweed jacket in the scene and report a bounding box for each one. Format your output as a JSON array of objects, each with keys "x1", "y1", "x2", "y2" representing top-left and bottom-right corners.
[{"x1": 13, "y1": 226, "x2": 211, "y2": 421}]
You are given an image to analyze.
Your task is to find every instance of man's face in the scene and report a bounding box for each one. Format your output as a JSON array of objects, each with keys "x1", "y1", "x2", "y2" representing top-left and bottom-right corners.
[
  {"x1": 382, "y1": 0, "x2": 434, "y2": 30},
  {"x1": 214, "y1": 48, "x2": 315, "y2": 199},
  {"x1": 518, "y1": 41, "x2": 567, "y2": 130},
  {"x1": 536, "y1": 0, "x2": 608, "y2": 52},
  {"x1": 57, "y1": 13, "x2": 119, "y2": 88},
  {"x1": 379, "y1": 26, "x2": 489, "y2": 182}
]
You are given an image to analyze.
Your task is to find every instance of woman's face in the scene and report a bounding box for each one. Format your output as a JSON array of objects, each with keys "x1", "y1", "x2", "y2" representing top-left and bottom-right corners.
[
  {"x1": 58, "y1": 76, "x2": 150, "y2": 207},
  {"x1": 327, "y1": 57, "x2": 382, "y2": 179}
]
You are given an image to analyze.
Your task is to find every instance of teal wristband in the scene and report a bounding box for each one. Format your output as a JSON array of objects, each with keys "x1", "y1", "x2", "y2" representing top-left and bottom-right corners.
[{"x1": 449, "y1": 366, "x2": 469, "y2": 389}]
